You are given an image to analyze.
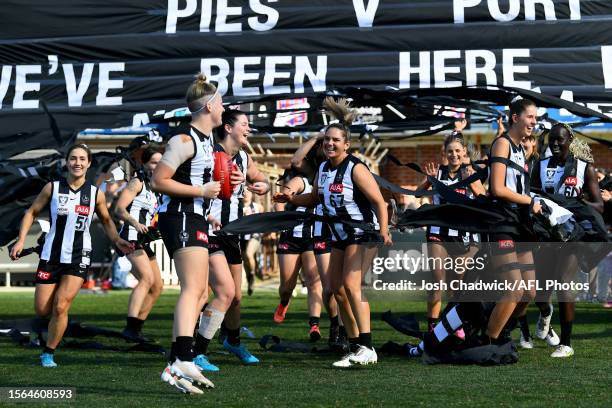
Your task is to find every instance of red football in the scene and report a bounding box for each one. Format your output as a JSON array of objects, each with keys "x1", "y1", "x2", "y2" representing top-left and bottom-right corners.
[{"x1": 213, "y1": 151, "x2": 236, "y2": 200}]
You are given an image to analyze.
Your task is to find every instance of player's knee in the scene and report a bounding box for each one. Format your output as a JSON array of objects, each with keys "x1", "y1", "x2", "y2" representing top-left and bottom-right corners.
[
  {"x1": 53, "y1": 297, "x2": 72, "y2": 316},
  {"x1": 150, "y1": 280, "x2": 163, "y2": 298}
]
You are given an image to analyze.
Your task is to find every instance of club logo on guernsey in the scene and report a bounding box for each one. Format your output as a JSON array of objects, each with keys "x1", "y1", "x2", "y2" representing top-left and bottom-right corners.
[
  {"x1": 37, "y1": 270, "x2": 50, "y2": 280},
  {"x1": 75, "y1": 205, "x2": 90, "y2": 215},
  {"x1": 565, "y1": 177, "x2": 577, "y2": 186},
  {"x1": 82, "y1": 194, "x2": 90, "y2": 205},
  {"x1": 329, "y1": 183, "x2": 343, "y2": 193},
  {"x1": 196, "y1": 231, "x2": 208, "y2": 243}
]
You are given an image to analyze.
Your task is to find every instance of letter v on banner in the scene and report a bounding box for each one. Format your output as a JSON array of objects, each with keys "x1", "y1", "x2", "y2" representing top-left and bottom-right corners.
[
  {"x1": 602, "y1": 46, "x2": 612, "y2": 89},
  {"x1": 353, "y1": 0, "x2": 379, "y2": 27}
]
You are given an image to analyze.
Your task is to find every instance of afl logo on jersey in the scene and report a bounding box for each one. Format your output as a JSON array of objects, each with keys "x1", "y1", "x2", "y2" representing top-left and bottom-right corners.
[
  {"x1": 58, "y1": 195, "x2": 69, "y2": 206},
  {"x1": 564, "y1": 177, "x2": 577, "y2": 186},
  {"x1": 75, "y1": 205, "x2": 90, "y2": 215},
  {"x1": 329, "y1": 184, "x2": 343, "y2": 193},
  {"x1": 546, "y1": 169, "x2": 555, "y2": 179}
]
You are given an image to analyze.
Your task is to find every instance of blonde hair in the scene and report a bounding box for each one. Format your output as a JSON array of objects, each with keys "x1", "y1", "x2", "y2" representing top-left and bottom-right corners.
[
  {"x1": 186, "y1": 73, "x2": 218, "y2": 114},
  {"x1": 551, "y1": 123, "x2": 594, "y2": 163},
  {"x1": 323, "y1": 97, "x2": 355, "y2": 141}
]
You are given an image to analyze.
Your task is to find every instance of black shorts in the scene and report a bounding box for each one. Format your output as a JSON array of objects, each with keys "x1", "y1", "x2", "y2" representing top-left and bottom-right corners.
[
  {"x1": 487, "y1": 233, "x2": 532, "y2": 255},
  {"x1": 158, "y1": 212, "x2": 209, "y2": 258},
  {"x1": 277, "y1": 233, "x2": 314, "y2": 254},
  {"x1": 331, "y1": 233, "x2": 382, "y2": 251},
  {"x1": 427, "y1": 232, "x2": 477, "y2": 257},
  {"x1": 116, "y1": 240, "x2": 155, "y2": 259},
  {"x1": 209, "y1": 235, "x2": 242, "y2": 265},
  {"x1": 313, "y1": 239, "x2": 332, "y2": 255},
  {"x1": 35, "y1": 260, "x2": 88, "y2": 284}
]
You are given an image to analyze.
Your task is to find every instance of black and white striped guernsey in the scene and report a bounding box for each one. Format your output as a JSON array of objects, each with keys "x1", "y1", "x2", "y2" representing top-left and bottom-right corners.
[
  {"x1": 242, "y1": 202, "x2": 260, "y2": 241},
  {"x1": 158, "y1": 126, "x2": 214, "y2": 216},
  {"x1": 284, "y1": 177, "x2": 313, "y2": 239},
  {"x1": 317, "y1": 154, "x2": 379, "y2": 241},
  {"x1": 119, "y1": 180, "x2": 159, "y2": 241},
  {"x1": 208, "y1": 144, "x2": 249, "y2": 236},
  {"x1": 41, "y1": 178, "x2": 98, "y2": 266},
  {"x1": 429, "y1": 165, "x2": 478, "y2": 241},
  {"x1": 538, "y1": 155, "x2": 587, "y2": 198},
  {"x1": 489, "y1": 133, "x2": 529, "y2": 208}
]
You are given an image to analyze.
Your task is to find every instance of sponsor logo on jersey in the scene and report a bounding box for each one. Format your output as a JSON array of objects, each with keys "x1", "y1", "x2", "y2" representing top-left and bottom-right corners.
[
  {"x1": 564, "y1": 177, "x2": 577, "y2": 186},
  {"x1": 498, "y1": 239, "x2": 514, "y2": 249},
  {"x1": 37, "y1": 270, "x2": 51, "y2": 280},
  {"x1": 278, "y1": 243, "x2": 289, "y2": 250},
  {"x1": 454, "y1": 188, "x2": 467, "y2": 195},
  {"x1": 314, "y1": 241, "x2": 327, "y2": 250},
  {"x1": 75, "y1": 205, "x2": 90, "y2": 215},
  {"x1": 57, "y1": 207, "x2": 69, "y2": 216},
  {"x1": 428, "y1": 235, "x2": 442, "y2": 242},
  {"x1": 524, "y1": 164, "x2": 529, "y2": 172},
  {"x1": 329, "y1": 183, "x2": 343, "y2": 193},
  {"x1": 196, "y1": 231, "x2": 208, "y2": 243}
]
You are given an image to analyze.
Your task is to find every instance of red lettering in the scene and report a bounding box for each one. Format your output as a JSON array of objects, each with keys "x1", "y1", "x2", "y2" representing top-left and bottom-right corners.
[
  {"x1": 498, "y1": 240, "x2": 515, "y2": 249},
  {"x1": 564, "y1": 177, "x2": 577, "y2": 186},
  {"x1": 329, "y1": 184, "x2": 343, "y2": 193},
  {"x1": 314, "y1": 241, "x2": 326, "y2": 250},
  {"x1": 196, "y1": 231, "x2": 208, "y2": 243},
  {"x1": 74, "y1": 205, "x2": 90, "y2": 215},
  {"x1": 278, "y1": 243, "x2": 289, "y2": 250}
]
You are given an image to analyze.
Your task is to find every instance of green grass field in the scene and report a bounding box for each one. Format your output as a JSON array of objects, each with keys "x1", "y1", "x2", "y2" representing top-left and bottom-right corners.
[{"x1": 0, "y1": 289, "x2": 610, "y2": 407}]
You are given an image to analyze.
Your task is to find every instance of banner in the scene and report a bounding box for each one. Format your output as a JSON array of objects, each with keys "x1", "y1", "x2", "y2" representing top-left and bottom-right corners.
[{"x1": 1, "y1": 0, "x2": 611, "y2": 138}]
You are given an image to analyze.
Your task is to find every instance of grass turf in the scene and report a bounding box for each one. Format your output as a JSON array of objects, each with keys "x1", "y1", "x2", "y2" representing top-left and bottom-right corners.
[{"x1": 0, "y1": 289, "x2": 610, "y2": 407}]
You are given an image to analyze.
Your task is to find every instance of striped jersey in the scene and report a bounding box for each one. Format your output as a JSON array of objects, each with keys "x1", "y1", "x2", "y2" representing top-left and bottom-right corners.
[
  {"x1": 158, "y1": 126, "x2": 214, "y2": 216},
  {"x1": 317, "y1": 155, "x2": 379, "y2": 241},
  {"x1": 429, "y1": 166, "x2": 478, "y2": 241},
  {"x1": 208, "y1": 144, "x2": 249, "y2": 236},
  {"x1": 490, "y1": 133, "x2": 529, "y2": 208},
  {"x1": 538, "y1": 155, "x2": 587, "y2": 198},
  {"x1": 41, "y1": 178, "x2": 98, "y2": 266},
  {"x1": 285, "y1": 177, "x2": 313, "y2": 239},
  {"x1": 119, "y1": 180, "x2": 158, "y2": 241}
]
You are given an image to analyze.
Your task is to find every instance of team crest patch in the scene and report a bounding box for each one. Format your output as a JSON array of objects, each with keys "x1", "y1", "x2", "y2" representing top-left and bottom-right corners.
[
  {"x1": 564, "y1": 177, "x2": 577, "y2": 186},
  {"x1": 82, "y1": 194, "x2": 90, "y2": 204},
  {"x1": 329, "y1": 183, "x2": 343, "y2": 193},
  {"x1": 196, "y1": 231, "x2": 208, "y2": 243}
]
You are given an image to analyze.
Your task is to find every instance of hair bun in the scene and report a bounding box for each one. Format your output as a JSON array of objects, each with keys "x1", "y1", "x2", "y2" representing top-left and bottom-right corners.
[{"x1": 195, "y1": 72, "x2": 208, "y2": 84}]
